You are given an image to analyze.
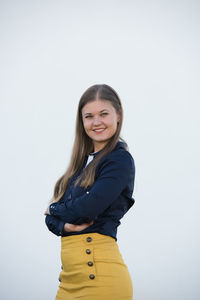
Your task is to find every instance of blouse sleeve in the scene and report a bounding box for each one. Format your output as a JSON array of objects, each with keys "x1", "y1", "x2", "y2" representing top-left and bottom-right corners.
[
  {"x1": 45, "y1": 214, "x2": 65, "y2": 236},
  {"x1": 49, "y1": 152, "x2": 135, "y2": 224}
]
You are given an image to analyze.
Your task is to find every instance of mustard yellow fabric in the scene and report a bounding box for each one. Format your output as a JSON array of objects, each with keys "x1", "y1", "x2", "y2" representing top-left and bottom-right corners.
[{"x1": 55, "y1": 232, "x2": 133, "y2": 300}]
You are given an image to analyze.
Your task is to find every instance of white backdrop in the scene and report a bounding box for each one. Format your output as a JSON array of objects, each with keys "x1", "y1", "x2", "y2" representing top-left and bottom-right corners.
[{"x1": 0, "y1": 1, "x2": 199, "y2": 299}]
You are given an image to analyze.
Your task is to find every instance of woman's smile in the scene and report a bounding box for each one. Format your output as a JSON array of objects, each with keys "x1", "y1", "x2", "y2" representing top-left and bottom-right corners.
[{"x1": 93, "y1": 128, "x2": 106, "y2": 133}]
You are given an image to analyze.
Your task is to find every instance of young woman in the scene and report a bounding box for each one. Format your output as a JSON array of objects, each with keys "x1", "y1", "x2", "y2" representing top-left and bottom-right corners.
[{"x1": 44, "y1": 84, "x2": 136, "y2": 300}]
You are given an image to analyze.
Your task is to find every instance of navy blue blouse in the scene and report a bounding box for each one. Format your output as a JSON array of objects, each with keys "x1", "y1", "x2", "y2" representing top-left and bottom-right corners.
[{"x1": 45, "y1": 141, "x2": 135, "y2": 241}]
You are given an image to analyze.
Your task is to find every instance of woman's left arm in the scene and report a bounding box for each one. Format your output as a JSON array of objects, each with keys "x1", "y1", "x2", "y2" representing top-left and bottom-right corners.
[{"x1": 48, "y1": 152, "x2": 135, "y2": 224}]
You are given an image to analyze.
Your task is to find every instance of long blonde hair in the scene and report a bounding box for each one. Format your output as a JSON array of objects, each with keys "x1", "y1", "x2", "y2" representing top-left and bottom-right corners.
[{"x1": 48, "y1": 84, "x2": 128, "y2": 205}]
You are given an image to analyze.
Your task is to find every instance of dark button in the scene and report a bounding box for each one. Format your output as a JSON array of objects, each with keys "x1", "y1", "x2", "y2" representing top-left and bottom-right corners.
[
  {"x1": 89, "y1": 274, "x2": 95, "y2": 279},
  {"x1": 88, "y1": 261, "x2": 93, "y2": 266},
  {"x1": 86, "y1": 249, "x2": 91, "y2": 254},
  {"x1": 86, "y1": 237, "x2": 92, "y2": 242},
  {"x1": 58, "y1": 277, "x2": 61, "y2": 282},
  {"x1": 61, "y1": 265, "x2": 63, "y2": 270}
]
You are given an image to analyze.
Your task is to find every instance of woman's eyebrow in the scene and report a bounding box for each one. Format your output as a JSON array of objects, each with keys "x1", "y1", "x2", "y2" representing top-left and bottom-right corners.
[{"x1": 84, "y1": 109, "x2": 109, "y2": 116}]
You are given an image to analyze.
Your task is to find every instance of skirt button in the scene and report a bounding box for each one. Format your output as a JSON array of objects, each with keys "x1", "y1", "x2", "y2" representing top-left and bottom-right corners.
[
  {"x1": 89, "y1": 274, "x2": 95, "y2": 280},
  {"x1": 88, "y1": 261, "x2": 93, "y2": 266},
  {"x1": 86, "y1": 249, "x2": 91, "y2": 254},
  {"x1": 86, "y1": 237, "x2": 92, "y2": 242}
]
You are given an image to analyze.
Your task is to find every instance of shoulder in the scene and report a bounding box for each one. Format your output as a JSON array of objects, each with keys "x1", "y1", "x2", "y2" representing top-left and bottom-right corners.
[
  {"x1": 97, "y1": 147, "x2": 135, "y2": 174},
  {"x1": 108, "y1": 148, "x2": 134, "y2": 164}
]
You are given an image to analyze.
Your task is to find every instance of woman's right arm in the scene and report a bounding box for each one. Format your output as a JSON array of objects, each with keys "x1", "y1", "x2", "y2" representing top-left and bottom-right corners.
[
  {"x1": 45, "y1": 215, "x2": 65, "y2": 236},
  {"x1": 45, "y1": 215, "x2": 93, "y2": 236}
]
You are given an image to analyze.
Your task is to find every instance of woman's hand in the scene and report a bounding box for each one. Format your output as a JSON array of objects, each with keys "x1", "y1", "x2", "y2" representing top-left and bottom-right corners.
[
  {"x1": 63, "y1": 221, "x2": 94, "y2": 232},
  {"x1": 44, "y1": 206, "x2": 50, "y2": 215}
]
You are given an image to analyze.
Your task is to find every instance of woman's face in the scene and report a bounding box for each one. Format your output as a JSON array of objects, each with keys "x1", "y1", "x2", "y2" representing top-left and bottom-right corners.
[{"x1": 81, "y1": 99, "x2": 120, "y2": 152}]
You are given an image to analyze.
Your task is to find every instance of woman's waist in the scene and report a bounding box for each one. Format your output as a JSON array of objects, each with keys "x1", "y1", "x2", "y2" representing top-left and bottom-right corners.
[{"x1": 61, "y1": 232, "x2": 117, "y2": 249}]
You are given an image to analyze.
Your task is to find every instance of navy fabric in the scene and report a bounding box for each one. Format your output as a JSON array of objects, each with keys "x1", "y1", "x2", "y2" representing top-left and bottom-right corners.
[{"x1": 45, "y1": 141, "x2": 135, "y2": 241}]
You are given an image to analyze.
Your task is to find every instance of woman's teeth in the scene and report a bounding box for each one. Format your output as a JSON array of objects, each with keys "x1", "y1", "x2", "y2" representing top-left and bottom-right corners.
[{"x1": 94, "y1": 129, "x2": 105, "y2": 132}]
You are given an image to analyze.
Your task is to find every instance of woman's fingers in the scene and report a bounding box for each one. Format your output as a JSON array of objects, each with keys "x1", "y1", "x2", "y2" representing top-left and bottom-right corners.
[
  {"x1": 74, "y1": 225, "x2": 86, "y2": 231},
  {"x1": 64, "y1": 221, "x2": 94, "y2": 232},
  {"x1": 73, "y1": 223, "x2": 91, "y2": 231},
  {"x1": 74, "y1": 221, "x2": 94, "y2": 232}
]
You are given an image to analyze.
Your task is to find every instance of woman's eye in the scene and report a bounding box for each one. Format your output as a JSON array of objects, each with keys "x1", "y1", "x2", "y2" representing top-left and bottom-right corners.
[{"x1": 85, "y1": 113, "x2": 108, "y2": 119}]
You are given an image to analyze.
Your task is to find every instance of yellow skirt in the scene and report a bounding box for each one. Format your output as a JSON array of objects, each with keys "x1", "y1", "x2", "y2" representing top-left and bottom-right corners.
[{"x1": 55, "y1": 232, "x2": 133, "y2": 300}]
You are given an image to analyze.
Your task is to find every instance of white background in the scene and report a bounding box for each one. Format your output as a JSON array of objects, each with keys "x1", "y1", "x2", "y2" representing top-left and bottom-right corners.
[{"x1": 0, "y1": 1, "x2": 199, "y2": 299}]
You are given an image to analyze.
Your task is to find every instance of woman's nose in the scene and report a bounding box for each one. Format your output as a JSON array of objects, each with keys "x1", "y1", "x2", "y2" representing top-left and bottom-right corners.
[{"x1": 92, "y1": 116, "x2": 102, "y2": 125}]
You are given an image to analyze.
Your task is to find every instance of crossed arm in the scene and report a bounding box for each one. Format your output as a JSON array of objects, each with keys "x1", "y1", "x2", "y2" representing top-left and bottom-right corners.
[{"x1": 44, "y1": 153, "x2": 135, "y2": 236}]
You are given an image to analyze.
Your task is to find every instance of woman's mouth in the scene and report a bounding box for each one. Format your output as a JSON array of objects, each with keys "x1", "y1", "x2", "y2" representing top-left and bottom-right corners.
[{"x1": 93, "y1": 128, "x2": 106, "y2": 133}]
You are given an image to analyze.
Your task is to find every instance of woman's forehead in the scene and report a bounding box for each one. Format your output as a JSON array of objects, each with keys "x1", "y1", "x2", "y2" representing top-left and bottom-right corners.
[{"x1": 82, "y1": 100, "x2": 113, "y2": 115}]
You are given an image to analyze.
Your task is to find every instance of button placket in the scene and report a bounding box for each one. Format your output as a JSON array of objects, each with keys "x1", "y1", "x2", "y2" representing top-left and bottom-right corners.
[{"x1": 84, "y1": 236, "x2": 96, "y2": 280}]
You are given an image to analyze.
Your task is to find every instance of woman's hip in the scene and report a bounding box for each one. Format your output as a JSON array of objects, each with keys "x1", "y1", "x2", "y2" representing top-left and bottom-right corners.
[{"x1": 56, "y1": 232, "x2": 133, "y2": 299}]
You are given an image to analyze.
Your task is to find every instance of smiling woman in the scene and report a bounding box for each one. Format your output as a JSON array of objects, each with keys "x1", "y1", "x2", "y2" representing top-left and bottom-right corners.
[
  {"x1": 44, "y1": 84, "x2": 136, "y2": 300},
  {"x1": 81, "y1": 100, "x2": 120, "y2": 152}
]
